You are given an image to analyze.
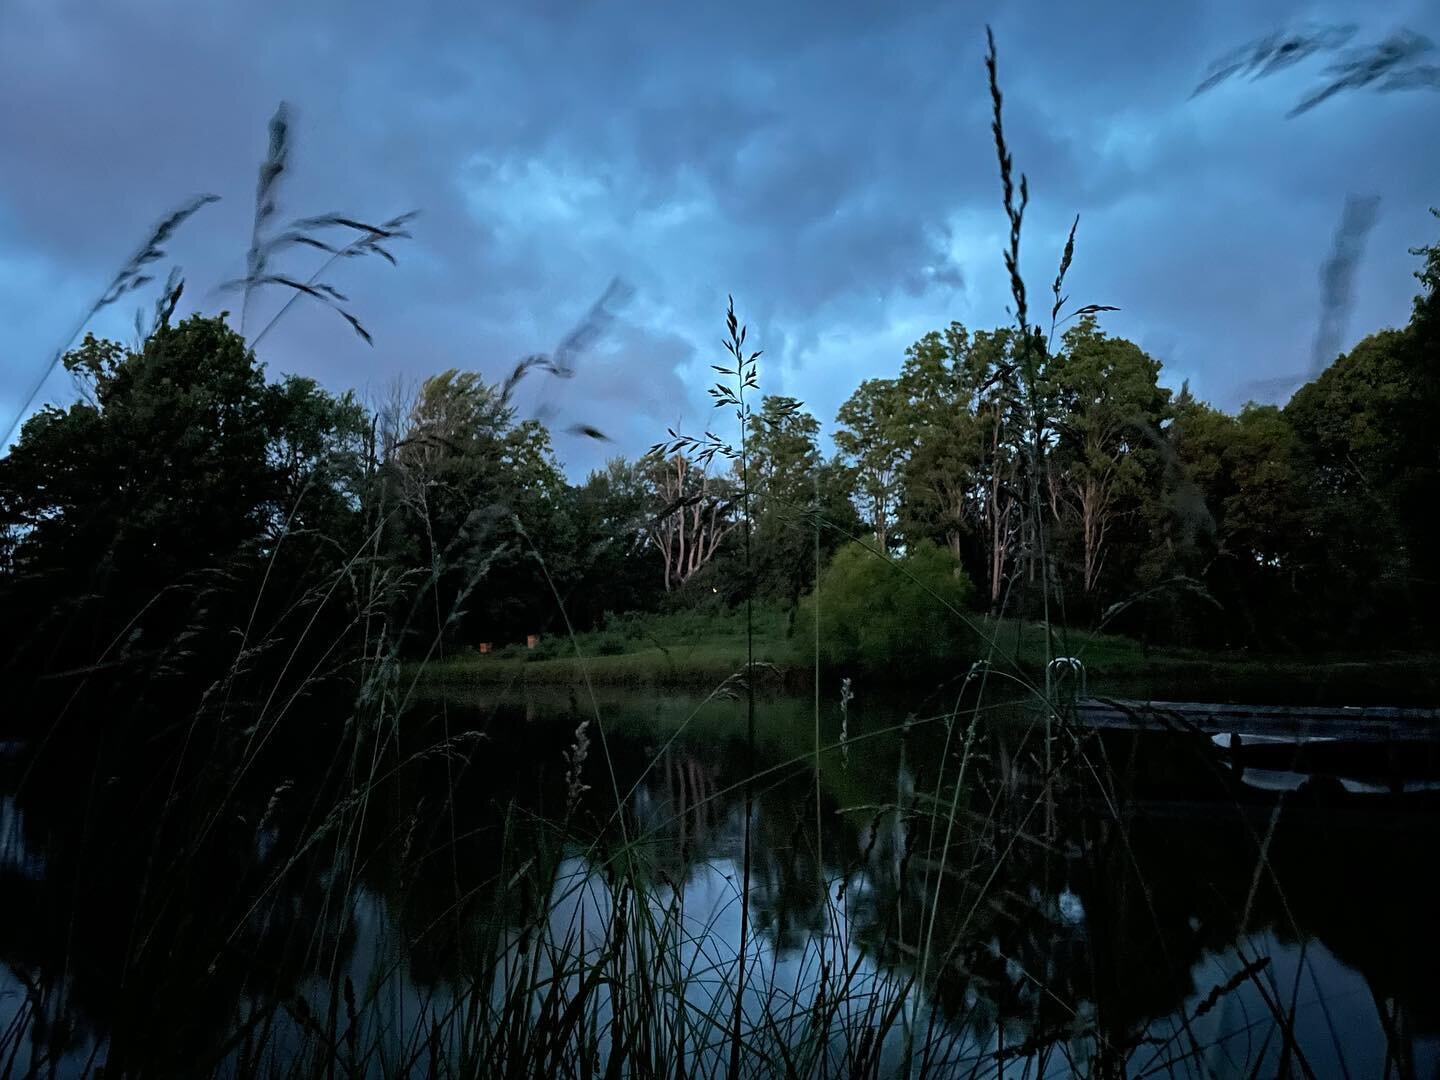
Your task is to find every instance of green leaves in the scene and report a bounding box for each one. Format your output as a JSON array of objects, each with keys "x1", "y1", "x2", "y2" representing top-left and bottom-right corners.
[
  {"x1": 1, "y1": 315, "x2": 367, "y2": 615},
  {"x1": 795, "y1": 540, "x2": 975, "y2": 674},
  {"x1": 652, "y1": 295, "x2": 778, "y2": 472}
]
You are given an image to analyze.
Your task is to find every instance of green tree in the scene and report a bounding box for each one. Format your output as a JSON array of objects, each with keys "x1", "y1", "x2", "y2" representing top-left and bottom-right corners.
[
  {"x1": 967, "y1": 328, "x2": 1028, "y2": 612},
  {"x1": 893, "y1": 324, "x2": 1030, "y2": 604},
  {"x1": 1047, "y1": 317, "x2": 1172, "y2": 598},
  {"x1": 795, "y1": 540, "x2": 975, "y2": 675},
  {"x1": 1284, "y1": 328, "x2": 1436, "y2": 640},
  {"x1": 746, "y1": 396, "x2": 858, "y2": 618},
  {"x1": 834, "y1": 378, "x2": 907, "y2": 551},
  {"x1": 1125, "y1": 383, "x2": 1226, "y2": 645},
  {"x1": 1409, "y1": 206, "x2": 1440, "y2": 333},
  {"x1": 1142, "y1": 393, "x2": 1313, "y2": 648},
  {"x1": 564, "y1": 457, "x2": 662, "y2": 627},
  {"x1": 895, "y1": 325, "x2": 983, "y2": 565},
  {"x1": 0, "y1": 316, "x2": 367, "y2": 704},
  {"x1": 894, "y1": 325, "x2": 1026, "y2": 611},
  {"x1": 387, "y1": 369, "x2": 572, "y2": 649},
  {"x1": 1276, "y1": 212, "x2": 1440, "y2": 644}
]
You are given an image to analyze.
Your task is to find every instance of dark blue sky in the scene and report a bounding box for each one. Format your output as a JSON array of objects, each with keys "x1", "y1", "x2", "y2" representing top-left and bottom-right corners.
[{"x1": 3, "y1": 0, "x2": 1437, "y2": 472}]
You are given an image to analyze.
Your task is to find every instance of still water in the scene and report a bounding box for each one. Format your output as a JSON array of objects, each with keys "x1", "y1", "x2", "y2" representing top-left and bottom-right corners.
[{"x1": 0, "y1": 685, "x2": 1436, "y2": 1077}]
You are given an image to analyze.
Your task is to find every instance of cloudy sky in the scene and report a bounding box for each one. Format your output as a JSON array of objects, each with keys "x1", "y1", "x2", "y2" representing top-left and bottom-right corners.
[{"x1": 2, "y1": 0, "x2": 1437, "y2": 473}]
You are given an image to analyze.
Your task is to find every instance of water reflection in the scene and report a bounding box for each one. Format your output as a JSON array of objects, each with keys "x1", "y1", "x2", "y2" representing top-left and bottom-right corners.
[{"x1": 0, "y1": 687, "x2": 1437, "y2": 1076}]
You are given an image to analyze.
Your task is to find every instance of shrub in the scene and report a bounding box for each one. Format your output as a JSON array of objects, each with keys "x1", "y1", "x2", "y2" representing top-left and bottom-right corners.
[
  {"x1": 592, "y1": 633, "x2": 627, "y2": 656},
  {"x1": 794, "y1": 540, "x2": 976, "y2": 675},
  {"x1": 523, "y1": 636, "x2": 568, "y2": 661}
]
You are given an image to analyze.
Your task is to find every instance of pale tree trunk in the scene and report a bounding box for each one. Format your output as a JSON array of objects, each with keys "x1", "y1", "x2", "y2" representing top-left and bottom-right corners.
[
  {"x1": 984, "y1": 415, "x2": 1020, "y2": 609},
  {"x1": 1079, "y1": 476, "x2": 1111, "y2": 593},
  {"x1": 1066, "y1": 453, "x2": 1115, "y2": 595},
  {"x1": 869, "y1": 471, "x2": 893, "y2": 551},
  {"x1": 647, "y1": 454, "x2": 735, "y2": 591},
  {"x1": 931, "y1": 473, "x2": 969, "y2": 568}
]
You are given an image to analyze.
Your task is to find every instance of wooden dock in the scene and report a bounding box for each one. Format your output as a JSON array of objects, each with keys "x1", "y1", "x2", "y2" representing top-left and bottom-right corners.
[{"x1": 1072, "y1": 698, "x2": 1440, "y2": 742}]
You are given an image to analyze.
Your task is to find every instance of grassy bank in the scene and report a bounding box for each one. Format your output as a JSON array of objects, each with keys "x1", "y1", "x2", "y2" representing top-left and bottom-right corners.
[
  {"x1": 420, "y1": 606, "x2": 795, "y2": 689},
  {"x1": 416, "y1": 607, "x2": 1440, "y2": 702}
]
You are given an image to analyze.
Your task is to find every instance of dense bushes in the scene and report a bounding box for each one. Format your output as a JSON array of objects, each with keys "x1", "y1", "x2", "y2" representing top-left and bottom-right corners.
[{"x1": 794, "y1": 540, "x2": 976, "y2": 676}]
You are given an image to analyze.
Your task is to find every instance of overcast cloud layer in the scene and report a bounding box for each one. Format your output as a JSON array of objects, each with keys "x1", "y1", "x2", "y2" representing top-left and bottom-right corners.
[{"x1": 3, "y1": 0, "x2": 1438, "y2": 472}]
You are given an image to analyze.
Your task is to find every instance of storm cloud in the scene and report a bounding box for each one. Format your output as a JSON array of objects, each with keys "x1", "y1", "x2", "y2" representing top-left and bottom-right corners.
[{"x1": 3, "y1": 0, "x2": 1437, "y2": 470}]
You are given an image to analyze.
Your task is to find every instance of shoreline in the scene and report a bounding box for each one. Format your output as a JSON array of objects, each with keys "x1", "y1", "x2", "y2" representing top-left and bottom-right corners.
[{"x1": 415, "y1": 643, "x2": 1440, "y2": 705}]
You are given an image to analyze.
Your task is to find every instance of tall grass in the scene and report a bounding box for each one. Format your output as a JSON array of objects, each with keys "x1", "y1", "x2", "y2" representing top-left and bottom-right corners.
[{"x1": 0, "y1": 30, "x2": 1425, "y2": 1080}]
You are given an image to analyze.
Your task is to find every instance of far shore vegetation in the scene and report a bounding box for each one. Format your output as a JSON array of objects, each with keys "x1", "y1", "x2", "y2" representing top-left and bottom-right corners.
[{"x1": 421, "y1": 602, "x2": 1440, "y2": 703}]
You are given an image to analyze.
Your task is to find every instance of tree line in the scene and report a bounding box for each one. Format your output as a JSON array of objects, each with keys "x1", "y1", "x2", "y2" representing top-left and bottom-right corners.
[{"x1": 1, "y1": 213, "x2": 1437, "y2": 718}]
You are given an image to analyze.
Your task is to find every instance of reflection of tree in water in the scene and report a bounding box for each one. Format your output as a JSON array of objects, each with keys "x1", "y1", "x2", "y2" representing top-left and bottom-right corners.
[
  {"x1": 0, "y1": 692, "x2": 610, "y2": 1072},
  {"x1": 902, "y1": 735, "x2": 1440, "y2": 1070},
  {"x1": 608, "y1": 713, "x2": 1440, "y2": 1072},
  {"x1": 0, "y1": 727, "x2": 362, "y2": 1075},
  {"x1": 643, "y1": 746, "x2": 722, "y2": 871},
  {"x1": 4, "y1": 691, "x2": 1440, "y2": 1074}
]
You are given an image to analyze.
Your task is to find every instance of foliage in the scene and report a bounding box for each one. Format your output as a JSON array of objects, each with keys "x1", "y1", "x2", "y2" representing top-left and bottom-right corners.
[
  {"x1": 743, "y1": 396, "x2": 863, "y2": 616},
  {"x1": 1285, "y1": 323, "x2": 1439, "y2": 639},
  {"x1": 890, "y1": 323, "x2": 1026, "y2": 609},
  {"x1": 0, "y1": 316, "x2": 368, "y2": 706},
  {"x1": 1046, "y1": 315, "x2": 1172, "y2": 600},
  {"x1": 893, "y1": 325, "x2": 985, "y2": 569},
  {"x1": 562, "y1": 457, "x2": 661, "y2": 627},
  {"x1": 834, "y1": 378, "x2": 908, "y2": 551},
  {"x1": 794, "y1": 540, "x2": 975, "y2": 675},
  {"x1": 383, "y1": 367, "x2": 573, "y2": 649}
]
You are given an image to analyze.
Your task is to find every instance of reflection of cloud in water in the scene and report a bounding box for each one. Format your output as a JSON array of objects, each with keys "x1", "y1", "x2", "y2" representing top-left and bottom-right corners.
[
  {"x1": 1149, "y1": 932, "x2": 1440, "y2": 1079},
  {"x1": 537, "y1": 854, "x2": 933, "y2": 1073},
  {"x1": 505, "y1": 855, "x2": 1120, "y2": 1076},
  {"x1": 5, "y1": 694, "x2": 1440, "y2": 1077}
]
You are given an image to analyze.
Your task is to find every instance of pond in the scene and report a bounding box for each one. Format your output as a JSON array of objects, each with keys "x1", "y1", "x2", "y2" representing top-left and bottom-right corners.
[{"x1": 0, "y1": 682, "x2": 1436, "y2": 1077}]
